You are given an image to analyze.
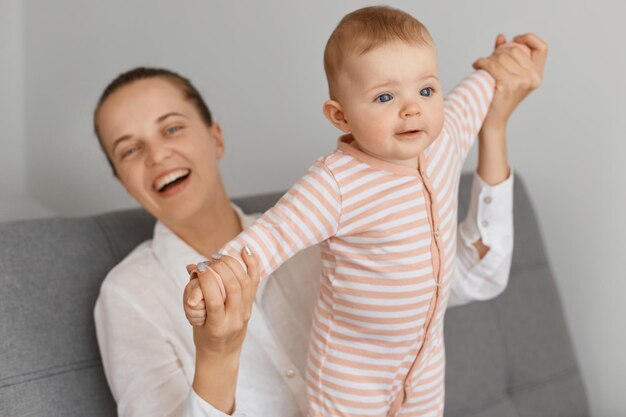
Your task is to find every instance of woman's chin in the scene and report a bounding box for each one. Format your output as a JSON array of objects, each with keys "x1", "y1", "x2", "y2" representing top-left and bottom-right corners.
[
  {"x1": 147, "y1": 176, "x2": 201, "y2": 222},
  {"x1": 155, "y1": 200, "x2": 202, "y2": 228}
]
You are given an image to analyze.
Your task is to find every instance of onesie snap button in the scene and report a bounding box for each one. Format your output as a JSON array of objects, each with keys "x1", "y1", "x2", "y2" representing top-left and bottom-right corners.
[{"x1": 285, "y1": 368, "x2": 296, "y2": 378}]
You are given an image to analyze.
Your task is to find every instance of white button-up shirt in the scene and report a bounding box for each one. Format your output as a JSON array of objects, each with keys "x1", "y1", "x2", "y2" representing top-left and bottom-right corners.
[{"x1": 94, "y1": 172, "x2": 513, "y2": 417}]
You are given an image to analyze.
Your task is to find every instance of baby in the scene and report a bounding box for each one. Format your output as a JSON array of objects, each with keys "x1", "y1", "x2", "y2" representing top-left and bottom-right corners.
[{"x1": 186, "y1": 6, "x2": 527, "y2": 417}]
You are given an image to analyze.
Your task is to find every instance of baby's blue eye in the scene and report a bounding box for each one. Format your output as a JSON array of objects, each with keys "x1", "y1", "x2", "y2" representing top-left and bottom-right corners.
[
  {"x1": 376, "y1": 93, "x2": 393, "y2": 103},
  {"x1": 420, "y1": 87, "x2": 433, "y2": 97}
]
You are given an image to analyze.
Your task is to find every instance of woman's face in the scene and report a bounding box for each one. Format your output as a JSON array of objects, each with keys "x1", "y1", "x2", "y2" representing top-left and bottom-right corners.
[{"x1": 96, "y1": 77, "x2": 225, "y2": 226}]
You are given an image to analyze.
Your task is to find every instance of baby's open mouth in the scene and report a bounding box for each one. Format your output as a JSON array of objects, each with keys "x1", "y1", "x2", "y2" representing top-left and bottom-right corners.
[{"x1": 154, "y1": 169, "x2": 191, "y2": 193}]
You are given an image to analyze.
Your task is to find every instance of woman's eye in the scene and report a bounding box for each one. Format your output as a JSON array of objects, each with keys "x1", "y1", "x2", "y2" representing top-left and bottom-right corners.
[
  {"x1": 165, "y1": 126, "x2": 182, "y2": 135},
  {"x1": 121, "y1": 146, "x2": 138, "y2": 159},
  {"x1": 375, "y1": 93, "x2": 393, "y2": 103},
  {"x1": 420, "y1": 87, "x2": 434, "y2": 97}
]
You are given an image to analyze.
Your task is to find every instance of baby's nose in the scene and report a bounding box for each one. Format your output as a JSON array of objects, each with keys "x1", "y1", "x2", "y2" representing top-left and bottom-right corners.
[{"x1": 402, "y1": 102, "x2": 421, "y2": 117}]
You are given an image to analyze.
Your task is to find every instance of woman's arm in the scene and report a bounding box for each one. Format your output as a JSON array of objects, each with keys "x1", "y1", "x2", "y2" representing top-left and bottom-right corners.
[
  {"x1": 473, "y1": 33, "x2": 547, "y2": 253},
  {"x1": 450, "y1": 33, "x2": 548, "y2": 306},
  {"x1": 184, "y1": 250, "x2": 260, "y2": 415},
  {"x1": 95, "y1": 252, "x2": 261, "y2": 417}
]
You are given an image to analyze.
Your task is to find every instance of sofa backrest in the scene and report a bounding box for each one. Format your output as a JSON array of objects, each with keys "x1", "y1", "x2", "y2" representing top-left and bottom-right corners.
[
  {"x1": 0, "y1": 174, "x2": 589, "y2": 417},
  {"x1": 444, "y1": 175, "x2": 589, "y2": 417}
]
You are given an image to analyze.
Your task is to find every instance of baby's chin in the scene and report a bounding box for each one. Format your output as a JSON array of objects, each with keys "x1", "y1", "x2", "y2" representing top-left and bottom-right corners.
[
  {"x1": 378, "y1": 148, "x2": 424, "y2": 168},
  {"x1": 393, "y1": 134, "x2": 438, "y2": 157}
]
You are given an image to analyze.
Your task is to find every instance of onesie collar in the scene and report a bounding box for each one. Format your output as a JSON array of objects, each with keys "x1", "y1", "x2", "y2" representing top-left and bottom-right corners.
[{"x1": 336, "y1": 134, "x2": 426, "y2": 177}]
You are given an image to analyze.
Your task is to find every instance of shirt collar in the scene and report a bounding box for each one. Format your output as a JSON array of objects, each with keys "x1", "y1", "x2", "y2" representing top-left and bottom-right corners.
[{"x1": 151, "y1": 203, "x2": 255, "y2": 290}]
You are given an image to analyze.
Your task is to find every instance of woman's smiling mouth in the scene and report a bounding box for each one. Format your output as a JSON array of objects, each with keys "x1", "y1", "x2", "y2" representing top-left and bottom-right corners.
[{"x1": 153, "y1": 168, "x2": 191, "y2": 193}]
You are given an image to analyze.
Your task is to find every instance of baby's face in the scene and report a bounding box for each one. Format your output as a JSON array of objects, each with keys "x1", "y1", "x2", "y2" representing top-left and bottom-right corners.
[{"x1": 336, "y1": 41, "x2": 444, "y2": 167}]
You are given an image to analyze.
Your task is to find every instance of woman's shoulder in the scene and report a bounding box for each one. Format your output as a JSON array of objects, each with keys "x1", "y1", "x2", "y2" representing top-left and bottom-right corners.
[{"x1": 99, "y1": 239, "x2": 161, "y2": 296}]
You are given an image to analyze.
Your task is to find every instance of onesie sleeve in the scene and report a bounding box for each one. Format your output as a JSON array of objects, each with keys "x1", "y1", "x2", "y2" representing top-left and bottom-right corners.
[
  {"x1": 443, "y1": 70, "x2": 495, "y2": 163},
  {"x1": 220, "y1": 159, "x2": 341, "y2": 280}
]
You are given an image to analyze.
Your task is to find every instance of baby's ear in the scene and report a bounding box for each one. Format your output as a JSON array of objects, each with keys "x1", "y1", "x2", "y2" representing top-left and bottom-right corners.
[{"x1": 323, "y1": 100, "x2": 350, "y2": 133}]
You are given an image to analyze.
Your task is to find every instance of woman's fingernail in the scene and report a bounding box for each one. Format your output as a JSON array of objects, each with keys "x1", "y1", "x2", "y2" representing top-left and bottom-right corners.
[
  {"x1": 197, "y1": 262, "x2": 208, "y2": 272},
  {"x1": 244, "y1": 246, "x2": 252, "y2": 256},
  {"x1": 211, "y1": 252, "x2": 222, "y2": 260}
]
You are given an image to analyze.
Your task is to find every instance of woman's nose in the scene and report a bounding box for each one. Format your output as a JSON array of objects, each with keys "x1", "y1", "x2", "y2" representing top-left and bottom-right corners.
[{"x1": 145, "y1": 142, "x2": 172, "y2": 166}]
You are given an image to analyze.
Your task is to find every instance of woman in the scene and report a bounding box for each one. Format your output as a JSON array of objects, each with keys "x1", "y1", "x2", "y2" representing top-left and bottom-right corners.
[{"x1": 94, "y1": 33, "x2": 547, "y2": 417}]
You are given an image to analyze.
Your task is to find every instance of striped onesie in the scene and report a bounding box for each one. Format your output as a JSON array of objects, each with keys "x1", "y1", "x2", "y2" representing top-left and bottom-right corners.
[{"x1": 220, "y1": 70, "x2": 495, "y2": 417}]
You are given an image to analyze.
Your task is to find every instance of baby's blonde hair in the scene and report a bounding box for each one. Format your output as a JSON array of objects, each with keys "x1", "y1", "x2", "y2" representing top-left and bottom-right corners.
[{"x1": 324, "y1": 6, "x2": 433, "y2": 99}]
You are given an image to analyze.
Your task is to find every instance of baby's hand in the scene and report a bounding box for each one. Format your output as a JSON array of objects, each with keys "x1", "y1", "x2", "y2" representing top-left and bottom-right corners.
[
  {"x1": 183, "y1": 263, "x2": 213, "y2": 326},
  {"x1": 498, "y1": 39, "x2": 531, "y2": 57},
  {"x1": 474, "y1": 33, "x2": 547, "y2": 90},
  {"x1": 473, "y1": 33, "x2": 548, "y2": 124},
  {"x1": 183, "y1": 247, "x2": 259, "y2": 328}
]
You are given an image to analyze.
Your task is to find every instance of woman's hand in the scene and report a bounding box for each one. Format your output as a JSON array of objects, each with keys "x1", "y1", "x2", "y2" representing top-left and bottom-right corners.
[
  {"x1": 474, "y1": 33, "x2": 548, "y2": 129},
  {"x1": 185, "y1": 247, "x2": 259, "y2": 356},
  {"x1": 183, "y1": 247, "x2": 259, "y2": 414},
  {"x1": 469, "y1": 33, "x2": 548, "y2": 259},
  {"x1": 470, "y1": 33, "x2": 548, "y2": 187}
]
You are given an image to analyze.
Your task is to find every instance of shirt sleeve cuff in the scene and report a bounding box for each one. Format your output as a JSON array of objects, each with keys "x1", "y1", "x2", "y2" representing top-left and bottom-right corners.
[
  {"x1": 182, "y1": 389, "x2": 252, "y2": 417},
  {"x1": 459, "y1": 169, "x2": 514, "y2": 253}
]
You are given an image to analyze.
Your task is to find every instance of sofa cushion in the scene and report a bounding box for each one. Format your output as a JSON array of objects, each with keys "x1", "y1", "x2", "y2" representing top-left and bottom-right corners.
[
  {"x1": 0, "y1": 175, "x2": 589, "y2": 416},
  {"x1": 0, "y1": 217, "x2": 122, "y2": 416}
]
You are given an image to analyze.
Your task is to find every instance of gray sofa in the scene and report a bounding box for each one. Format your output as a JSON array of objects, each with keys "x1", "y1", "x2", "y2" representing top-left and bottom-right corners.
[{"x1": 0, "y1": 174, "x2": 590, "y2": 417}]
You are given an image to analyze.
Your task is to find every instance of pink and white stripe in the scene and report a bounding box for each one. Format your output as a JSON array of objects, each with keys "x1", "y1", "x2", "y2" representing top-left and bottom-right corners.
[{"x1": 221, "y1": 70, "x2": 494, "y2": 417}]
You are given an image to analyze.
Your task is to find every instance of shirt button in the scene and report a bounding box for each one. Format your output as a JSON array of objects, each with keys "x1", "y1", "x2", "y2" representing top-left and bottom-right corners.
[
  {"x1": 483, "y1": 196, "x2": 493, "y2": 204},
  {"x1": 481, "y1": 220, "x2": 489, "y2": 228},
  {"x1": 434, "y1": 228, "x2": 440, "y2": 238},
  {"x1": 285, "y1": 368, "x2": 296, "y2": 378}
]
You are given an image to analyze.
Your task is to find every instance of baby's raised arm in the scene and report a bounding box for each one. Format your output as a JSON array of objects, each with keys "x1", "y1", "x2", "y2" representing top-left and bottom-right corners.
[
  {"x1": 218, "y1": 160, "x2": 341, "y2": 278},
  {"x1": 449, "y1": 33, "x2": 547, "y2": 306},
  {"x1": 185, "y1": 159, "x2": 341, "y2": 325}
]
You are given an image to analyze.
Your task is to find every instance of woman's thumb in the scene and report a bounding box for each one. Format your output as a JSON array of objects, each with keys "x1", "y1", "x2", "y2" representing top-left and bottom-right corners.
[{"x1": 495, "y1": 33, "x2": 507, "y2": 49}]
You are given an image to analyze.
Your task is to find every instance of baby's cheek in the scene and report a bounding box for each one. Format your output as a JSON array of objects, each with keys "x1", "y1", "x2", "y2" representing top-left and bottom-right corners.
[{"x1": 431, "y1": 107, "x2": 445, "y2": 138}]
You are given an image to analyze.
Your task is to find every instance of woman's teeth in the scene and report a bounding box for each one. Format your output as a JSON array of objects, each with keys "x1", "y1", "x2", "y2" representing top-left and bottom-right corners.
[{"x1": 155, "y1": 169, "x2": 190, "y2": 192}]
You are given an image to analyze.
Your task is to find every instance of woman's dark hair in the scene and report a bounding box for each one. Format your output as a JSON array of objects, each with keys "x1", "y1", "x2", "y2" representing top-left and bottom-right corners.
[{"x1": 93, "y1": 67, "x2": 213, "y2": 174}]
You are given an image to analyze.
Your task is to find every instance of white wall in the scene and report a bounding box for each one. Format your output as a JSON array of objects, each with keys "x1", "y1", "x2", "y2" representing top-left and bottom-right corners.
[
  {"x1": 0, "y1": 0, "x2": 52, "y2": 221},
  {"x1": 0, "y1": 0, "x2": 26, "y2": 196},
  {"x1": 14, "y1": 0, "x2": 626, "y2": 415}
]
